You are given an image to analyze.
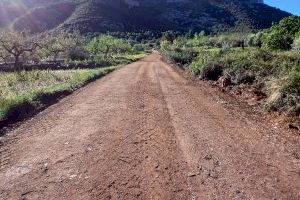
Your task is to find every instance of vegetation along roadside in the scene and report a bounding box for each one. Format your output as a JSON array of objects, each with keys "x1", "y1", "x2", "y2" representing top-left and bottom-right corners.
[
  {"x1": 160, "y1": 16, "x2": 300, "y2": 130},
  {"x1": 0, "y1": 30, "x2": 148, "y2": 131}
]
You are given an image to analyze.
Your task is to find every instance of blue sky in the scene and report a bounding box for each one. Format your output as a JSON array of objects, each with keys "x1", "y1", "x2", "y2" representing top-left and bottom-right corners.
[{"x1": 264, "y1": 0, "x2": 300, "y2": 16}]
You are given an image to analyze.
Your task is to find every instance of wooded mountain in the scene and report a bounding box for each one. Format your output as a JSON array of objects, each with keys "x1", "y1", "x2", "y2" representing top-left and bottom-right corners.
[{"x1": 0, "y1": 0, "x2": 292, "y2": 34}]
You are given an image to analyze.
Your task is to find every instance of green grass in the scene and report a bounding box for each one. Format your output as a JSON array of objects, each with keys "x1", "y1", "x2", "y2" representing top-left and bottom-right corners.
[
  {"x1": 0, "y1": 67, "x2": 116, "y2": 122},
  {"x1": 99, "y1": 53, "x2": 147, "y2": 66},
  {"x1": 121, "y1": 53, "x2": 147, "y2": 61}
]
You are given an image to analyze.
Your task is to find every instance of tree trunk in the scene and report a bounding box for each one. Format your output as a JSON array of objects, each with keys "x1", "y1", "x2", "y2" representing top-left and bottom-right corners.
[
  {"x1": 14, "y1": 54, "x2": 21, "y2": 70},
  {"x1": 54, "y1": 53, "x2": 58, "y2": 61}
]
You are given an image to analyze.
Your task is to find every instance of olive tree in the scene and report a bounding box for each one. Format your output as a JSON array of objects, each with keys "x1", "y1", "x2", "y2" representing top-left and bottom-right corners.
[
  {"x1": 86, "y1": 35, "x2": 131, "y2": 60},
  {"x1": 0, "y1": 47, "x2": 10, "y2": 64},
  {"x1": 0, "y1": 29, "x2": 39, "y2": 68},
  {"x1": 40, "y1": 31, "x2": 86, "y2": 61}
]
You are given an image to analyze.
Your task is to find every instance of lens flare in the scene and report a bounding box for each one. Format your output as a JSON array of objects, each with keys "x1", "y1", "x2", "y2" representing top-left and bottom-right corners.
[{"x1": 0, "y1": 0, "x2": 30, "y2": 29}]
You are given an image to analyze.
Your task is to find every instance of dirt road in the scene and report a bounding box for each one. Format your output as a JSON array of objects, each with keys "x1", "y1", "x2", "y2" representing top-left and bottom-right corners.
[{"x1": 0, "y1": 54, "x2": 299, "y2": 200}]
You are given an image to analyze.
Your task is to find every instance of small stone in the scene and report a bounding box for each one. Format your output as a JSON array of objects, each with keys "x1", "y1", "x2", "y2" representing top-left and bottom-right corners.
[
  {"x1": 204, "y1": 154, "x2": 212, "y2": 160},
  {"x1": 188, "y1": 172, "x2": 198, "y2": 177}
]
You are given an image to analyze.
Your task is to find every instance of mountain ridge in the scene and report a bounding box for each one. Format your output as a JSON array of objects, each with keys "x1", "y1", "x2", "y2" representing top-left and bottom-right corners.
[{"x1": 0, "y1": 0, "x2": 292, "y2": 34}]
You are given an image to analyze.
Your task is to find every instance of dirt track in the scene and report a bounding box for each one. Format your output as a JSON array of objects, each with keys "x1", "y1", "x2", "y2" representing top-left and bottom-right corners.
[{"x1": 0, "y1": 53, "x2": 299, "y2": 200}]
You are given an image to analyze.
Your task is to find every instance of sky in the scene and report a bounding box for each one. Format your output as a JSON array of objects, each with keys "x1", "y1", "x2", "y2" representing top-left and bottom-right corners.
[{"x1": 264, "y1": 0, "x2": 300, "y2": 16}]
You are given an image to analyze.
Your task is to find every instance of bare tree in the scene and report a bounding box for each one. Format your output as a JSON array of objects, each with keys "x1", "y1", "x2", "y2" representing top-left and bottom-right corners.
[{"x1": 0, "y1": 29, "x2": 39, "y2": 68}]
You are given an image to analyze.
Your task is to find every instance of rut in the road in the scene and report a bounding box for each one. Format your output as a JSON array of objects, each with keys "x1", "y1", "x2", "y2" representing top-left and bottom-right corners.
[{"x1": 0, "y1": 54, "x2": 299, "y2": 200}]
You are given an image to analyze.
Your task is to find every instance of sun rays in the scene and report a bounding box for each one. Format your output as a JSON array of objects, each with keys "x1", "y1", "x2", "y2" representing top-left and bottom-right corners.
[{"x1": 0, "y1": 0, "x2": 30, "y2": 29}]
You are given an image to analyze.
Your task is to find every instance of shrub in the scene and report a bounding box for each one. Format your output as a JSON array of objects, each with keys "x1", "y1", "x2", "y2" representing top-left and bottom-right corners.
[
  {"x1": 220, "y1": 42, "x2": 231, "y2": 53},
  {"x1": 282, "y1": 70, "x2": 300, "y2": 96},
  {"x1": 165, "y1": 48, "x2": 195, "y2": 65},
  {"x1": 132, "y1": 43, "x2": 149, "y2": 53},
  {"x1": 200, "y1": 62, "x2": 223, "y2": 81},
  {"x1": 245, "y1": 32, "x2": 263, "y2": 47},
  {"x1": 189, "y1": 56, "x2": 207, "y2": 75},
  {"x1": 67, "y1": 48, "x2": 88, "y2": 61},
  {"x1": 206, "y1": 33, "x2": 246, "y2": 48},
  {"x1": 189, "y1": 50, "x2": 219, "y2": 75},
  {"x1": 161, "y1": 31, "x2": 176, "y2": 43},
  {"x1": 262, "y1": 16, "x2": 300, "y2": 50},
  {"x1": 292, "y1": 37, "x2": 300, "y2": 51}
]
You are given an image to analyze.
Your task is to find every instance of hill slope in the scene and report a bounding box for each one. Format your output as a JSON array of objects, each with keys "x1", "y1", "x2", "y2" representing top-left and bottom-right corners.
[{"x1": 0, "y1": 0, "x2": 292, "y2": 33}]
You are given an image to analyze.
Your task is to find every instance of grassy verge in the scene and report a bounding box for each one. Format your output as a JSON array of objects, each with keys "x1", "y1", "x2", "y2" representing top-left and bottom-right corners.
[
  {"x1": 0, "y1": 67, "x2": 116, "y2": 129},
  {"x1": 111, "y1": 53, "x2": 147, "y2": 65}
]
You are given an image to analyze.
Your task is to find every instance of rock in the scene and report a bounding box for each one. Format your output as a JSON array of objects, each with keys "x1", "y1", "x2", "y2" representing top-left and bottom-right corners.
[
  {"x1": 188, "y1": 171, "x2": 200, "y2": 177},
  {"x1": 218, "y1": 76, "x2": 232, "y2": 88},
  {"x1": 288, "y1": 123, "x2": 299, "y2": 130}
]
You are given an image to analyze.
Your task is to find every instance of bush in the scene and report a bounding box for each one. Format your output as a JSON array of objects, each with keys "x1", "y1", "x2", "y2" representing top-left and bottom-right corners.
[
  {"x1": 292, "y1": 37, "x2": 300, "y2": 51},
  {"x1": 165, "y1": 48, "x2": 195, "y2": 65},
  {"x1": 282, "y1": 70, "x2": 300, "y2": 95},
  {"x1": 189, "y1": 50, "x2": 219, "y2": 75},
  {"x1": 245, "y1": 32, "x2": 263, "y2": 47},
  {"x1": 262, "y1": 16, "x2": 300, "y2": 50},
  {"x1": 67, "y1": 48, "x2": 88, "y2": 61},
  {"x1": 220, "y1": 42, "x2": 231, "y2": 53},
  {"x1": 206, "y1": 33, "x2": 246, "y2": 48},
  {"x1": 200, "y1": 62, "x2": 223, "y2": 81},
  {"x1": 132, "y1": 43, "x2": 149, "y2": 53},
  {"x1": 189, "y1": 56, "x2": 207, "y2": 75}
]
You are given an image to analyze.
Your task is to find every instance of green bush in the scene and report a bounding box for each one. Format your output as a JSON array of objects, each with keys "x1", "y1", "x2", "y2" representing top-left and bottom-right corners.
[
  {"x1": 165, "y1": 48, "x2": 195, "y2": 65},
  {"x1": 189, "y1": 56, "x2": 207, "y2": 75},
  {"x1": 282, "y1": 70, "x2": 300, "y2": 95},
  {"x1": 262, "y1": 16, "x2": 300, "y2": 50},
  {"x1": 189, "y1": 50, "x2": 223, "y2": 80},
  {"x1": 132, "y1": 43, "x2": 149, "y2": 53}
]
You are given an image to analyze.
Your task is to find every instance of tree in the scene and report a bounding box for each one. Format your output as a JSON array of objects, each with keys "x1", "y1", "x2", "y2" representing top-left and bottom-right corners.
[
  {"x1": 86, "y1": 35, "x2": 114, "y2": 59},
  {"x1": 41, "y1": 31, "x2": 85, "y2": 61},
  {"x1": 161, "y1": 31, "x2": 176, "y2": 43},
  {"x1": 0, "y1": 47, "x2": 10, "y2": 64},
  {"x1": 86, "y1": 35, "x2": 131, "y2": 60},
  {"x1": 262, "y1": 16, "x2": 300, "y2": 50},
  {"x1": 0, "y1": 29, "x2": 39, "y2": 68}
]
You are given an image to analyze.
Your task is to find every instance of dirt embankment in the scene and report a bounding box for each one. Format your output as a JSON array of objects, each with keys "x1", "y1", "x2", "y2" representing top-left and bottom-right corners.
[{"x1": 0, "y1": 54, "x2": 299, "y2": 200}]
